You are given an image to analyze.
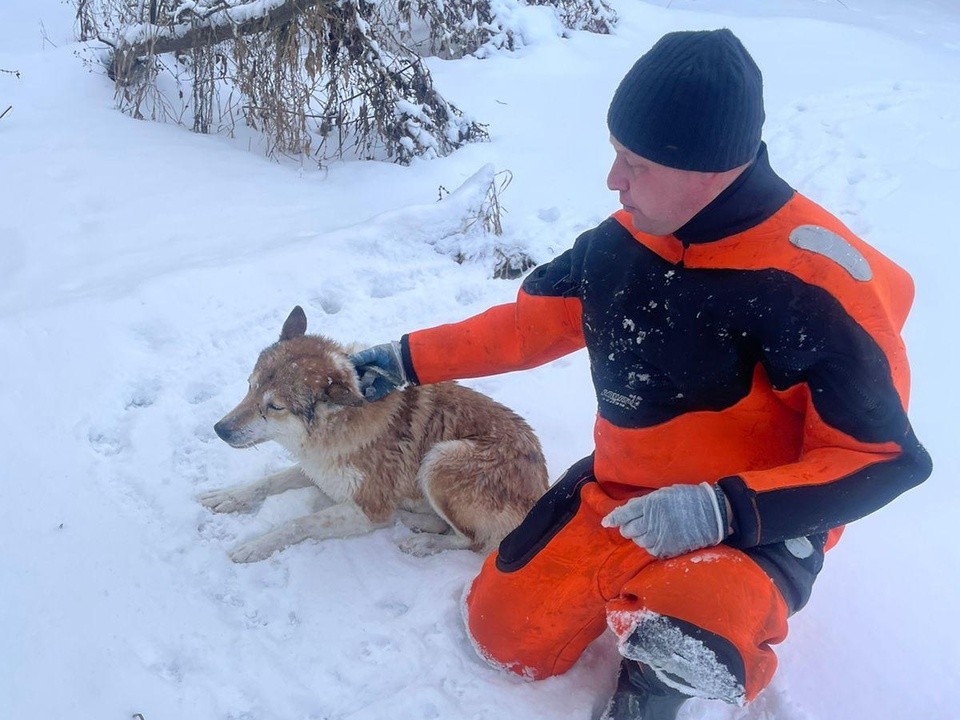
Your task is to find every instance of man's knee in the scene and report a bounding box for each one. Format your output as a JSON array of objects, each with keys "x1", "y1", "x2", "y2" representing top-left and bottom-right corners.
[
  {"x1": 607, "y1": 546, "x2": 790, "y2": 702},
  {"x1": 465, "y1": 557, "x2": 609, "y2": 679}
]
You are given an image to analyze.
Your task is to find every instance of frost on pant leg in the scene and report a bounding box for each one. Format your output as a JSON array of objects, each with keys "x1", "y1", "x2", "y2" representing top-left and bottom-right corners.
[
  {"x1": 612, "y1": 611, "x2": 747, "y2": 705},
  {"x1": 606, "y1": 544, "x2": 790, "y2": 703}
]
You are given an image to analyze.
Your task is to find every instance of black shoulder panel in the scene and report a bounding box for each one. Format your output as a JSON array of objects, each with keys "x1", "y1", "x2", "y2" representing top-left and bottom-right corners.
[{"x1": 521, "y1": 218, "x2": 628, "y2": 299}]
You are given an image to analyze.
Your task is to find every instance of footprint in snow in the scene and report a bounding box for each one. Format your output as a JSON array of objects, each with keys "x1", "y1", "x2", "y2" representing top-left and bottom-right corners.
[
  {"x1": 88, "y1": 426, "x2": 126, "y2": 457},
  {"x1": 185, "y1": 380, "x2": 217, "y2": 405},
  {"x1": 310, "y1": 291, "x2": 344, "y2": 315},
  {"x1": 125, "y1": 377, "x2": 164, "y2": 409}
]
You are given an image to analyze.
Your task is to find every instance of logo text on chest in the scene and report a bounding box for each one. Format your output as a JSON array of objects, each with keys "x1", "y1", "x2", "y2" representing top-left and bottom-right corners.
[{"x1": 600, "y1": 389, "x2": 642, "y2": 410}]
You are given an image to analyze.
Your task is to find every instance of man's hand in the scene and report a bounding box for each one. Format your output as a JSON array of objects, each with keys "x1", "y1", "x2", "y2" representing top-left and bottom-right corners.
[
  {"x1": 601, "y1": 482, "x2": 730, "y2": 558},
  {"x1": 348, "y1": 341, "x2": 408, "y2": 401}
]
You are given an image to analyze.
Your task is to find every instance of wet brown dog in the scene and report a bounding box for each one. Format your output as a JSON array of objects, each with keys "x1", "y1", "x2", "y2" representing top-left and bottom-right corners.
[{"x1": 201, "y1": 306, "x2": 548, "y2": 563}]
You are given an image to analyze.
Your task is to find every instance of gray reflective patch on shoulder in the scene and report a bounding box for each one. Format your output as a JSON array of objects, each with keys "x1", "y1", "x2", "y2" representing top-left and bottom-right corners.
[
  {"x1": 784, "y1": 536, "x2": 814, "y2": 559},
  {"x1": 788, "y1": 225, "x2": 873, "y2": 281}
]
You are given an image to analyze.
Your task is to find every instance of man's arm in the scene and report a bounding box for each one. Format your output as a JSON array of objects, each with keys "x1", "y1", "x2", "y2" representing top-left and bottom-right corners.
[
  {"x1": 718, "y1": 265, "x2": 932, "y2": 548},
  {"x1": 358, "y1": 244, "x2": 588, "y2": 391},
  {"x1": 404, "y1": 244, "x2": 588, "y2": 384}
]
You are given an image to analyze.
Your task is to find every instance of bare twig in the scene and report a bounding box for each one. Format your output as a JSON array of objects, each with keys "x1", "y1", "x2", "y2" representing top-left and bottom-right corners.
[
  {"x1": 0, "y1": 67, "x2": 16, "y2": 121},
  {"x1": 40, "y1": 20, "x2": 59, "y2": 49}
]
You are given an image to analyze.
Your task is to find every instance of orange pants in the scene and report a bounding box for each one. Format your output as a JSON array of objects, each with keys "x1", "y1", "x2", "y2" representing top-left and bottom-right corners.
[{"x1": 464, "y1": 464, "x2": 816, "y2": 703}]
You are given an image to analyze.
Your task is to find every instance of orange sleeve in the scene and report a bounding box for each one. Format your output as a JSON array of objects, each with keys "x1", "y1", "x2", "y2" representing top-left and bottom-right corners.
[{"x1": 405, "y1": 291, "x2": 585, "y2": 385}]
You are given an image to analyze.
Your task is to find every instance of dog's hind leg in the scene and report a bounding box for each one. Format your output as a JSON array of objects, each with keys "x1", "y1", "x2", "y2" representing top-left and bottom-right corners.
[
  {"x1": 411, "y1": 440, "x2": 492, "y2": 555},
  {"x1": 416, "y1": 439, "x2": 540, "y2": 556},
  {"x1": 198, "y1": 466, "x2": 314, "y2": 514},
  {"x1": 229, "y1": 502, "x2": 389, "y2": 563},
  {"x1": 396, "y1": 509, "x2": 449, "y2": 534},
  {"x1": 398, "y1": 531, "x2": 473, "y2": 557},
  {"x1": 396, "y1": 508, "x2": 463, "y2": 556}
]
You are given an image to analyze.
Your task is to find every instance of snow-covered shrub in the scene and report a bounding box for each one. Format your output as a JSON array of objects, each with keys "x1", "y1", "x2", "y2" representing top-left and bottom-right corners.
[
  {"x1": 433, "y1": 165, "x2": 537, "y2": 279},
  {"x1": 77, "y1": 0, "x2": 615, "y2": 164}
]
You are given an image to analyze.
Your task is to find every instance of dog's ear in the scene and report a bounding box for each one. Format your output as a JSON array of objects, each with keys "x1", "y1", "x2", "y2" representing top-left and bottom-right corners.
[
  {"x1": 280, "y1": 306, "x2": 308, "y2": 341},
  {"x1": 324, "y1": 382, "x2": 365, "y2": 408}
]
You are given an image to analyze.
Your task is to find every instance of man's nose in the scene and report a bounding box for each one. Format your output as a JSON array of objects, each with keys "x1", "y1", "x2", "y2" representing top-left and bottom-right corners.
[{"x1": 607, "y1": 161, "x2": 627, "y2": 192}]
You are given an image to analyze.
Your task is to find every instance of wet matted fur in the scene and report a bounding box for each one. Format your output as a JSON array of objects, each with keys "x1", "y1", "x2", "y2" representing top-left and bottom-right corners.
[{"x1": 201, "y1": 306, "x2": 549, "y2": 563}]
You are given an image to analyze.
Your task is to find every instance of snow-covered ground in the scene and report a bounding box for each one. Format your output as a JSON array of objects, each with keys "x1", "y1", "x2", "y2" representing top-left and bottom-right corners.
[{"x1": 2, "y1": 1, "x2": 959, "y2": 718}]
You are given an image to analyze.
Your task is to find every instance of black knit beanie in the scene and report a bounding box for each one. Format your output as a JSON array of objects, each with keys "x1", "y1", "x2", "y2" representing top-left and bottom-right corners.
[{"x1": 607, "y1": 29, "x2": 764, "y2": 172}]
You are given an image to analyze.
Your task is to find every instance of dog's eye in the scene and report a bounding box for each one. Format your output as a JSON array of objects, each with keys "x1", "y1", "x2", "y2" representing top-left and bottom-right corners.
[{"x1": 266, "y1": 403, "x2": 285, "y2": 412}]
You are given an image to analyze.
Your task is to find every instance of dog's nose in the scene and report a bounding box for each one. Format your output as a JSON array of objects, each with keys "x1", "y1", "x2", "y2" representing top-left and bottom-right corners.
[{"x1": 214, "y1": 420, "x2": 231, "y2": 442}]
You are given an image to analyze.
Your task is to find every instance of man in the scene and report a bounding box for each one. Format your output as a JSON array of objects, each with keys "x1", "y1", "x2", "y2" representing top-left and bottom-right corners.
[{"x1": 350, "y1": 29, "x2": 932, "y2": 719}]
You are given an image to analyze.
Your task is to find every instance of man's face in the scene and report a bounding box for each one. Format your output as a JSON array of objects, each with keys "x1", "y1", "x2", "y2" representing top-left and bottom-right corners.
[{"x1": 606, "y1": 138, "x2": 719, "y2": 237}]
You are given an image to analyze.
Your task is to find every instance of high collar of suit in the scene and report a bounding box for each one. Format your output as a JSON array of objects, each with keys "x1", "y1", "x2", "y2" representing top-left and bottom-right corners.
[{"x1": 673, "y1": 142, "x2": 794, "y2": 245}]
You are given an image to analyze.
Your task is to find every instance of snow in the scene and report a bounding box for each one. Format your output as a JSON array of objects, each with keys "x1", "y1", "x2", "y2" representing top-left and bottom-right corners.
[{"x1": 2, "y1": 1, "x2": 959, "y2": 719}]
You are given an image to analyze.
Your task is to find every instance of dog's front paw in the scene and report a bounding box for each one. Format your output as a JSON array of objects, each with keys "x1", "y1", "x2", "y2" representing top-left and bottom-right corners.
[
  {"x1": 198, "y1": 488, "x2": 261, "y2": 514},
  {"x1": 229, "y1": 537, "x2": 281, "y2": 564}
]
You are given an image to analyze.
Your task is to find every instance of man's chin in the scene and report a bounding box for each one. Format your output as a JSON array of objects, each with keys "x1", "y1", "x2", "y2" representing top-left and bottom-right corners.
[
  {"x1": 623, "y1": 208, "x2": 674, "y2": 237},
  {"x1": 621, "y1": 207, "x2": 640, "y2": 225},
  {"x1": 622, "y1": 208, "x2": 652, "y2": 233}
]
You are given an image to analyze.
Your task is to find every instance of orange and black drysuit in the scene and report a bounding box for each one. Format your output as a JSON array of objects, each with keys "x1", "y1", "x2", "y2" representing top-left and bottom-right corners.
[{"x1": 398, "y1": 145, "x2": 931, "y2": 702}]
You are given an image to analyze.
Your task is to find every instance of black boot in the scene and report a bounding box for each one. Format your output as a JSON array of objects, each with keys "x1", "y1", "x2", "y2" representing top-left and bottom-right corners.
[{"x1": 600, "y1": 660, "x2": 689, "y2": 720}]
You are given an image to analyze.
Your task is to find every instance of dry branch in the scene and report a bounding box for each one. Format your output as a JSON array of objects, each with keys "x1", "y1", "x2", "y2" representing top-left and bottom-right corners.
[{"x1": 109, "y1": 0, "x2": 330, "y2": 84}]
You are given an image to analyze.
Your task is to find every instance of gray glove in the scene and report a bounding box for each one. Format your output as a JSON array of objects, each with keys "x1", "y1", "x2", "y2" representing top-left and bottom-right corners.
[
  {"x1": 601, "y1": 483, "x2": 730, "y2": 559},
  {"x1": 348, "y1": 341, "x2": 408, "y2": 401}
]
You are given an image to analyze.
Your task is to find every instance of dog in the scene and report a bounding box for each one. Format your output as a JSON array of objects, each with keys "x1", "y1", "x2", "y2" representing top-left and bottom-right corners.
[{"x1": 200, "y1": 306, "x2": 549, "y2": 563}]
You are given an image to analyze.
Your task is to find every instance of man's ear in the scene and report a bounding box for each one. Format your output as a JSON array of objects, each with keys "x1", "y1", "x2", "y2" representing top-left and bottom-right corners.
[
  {"x1": 280, "y1": 306, "x2": 308, "y2": 341},
  {"x1": 324, "y1": 381, "x2": 365, "y2": 408}
]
